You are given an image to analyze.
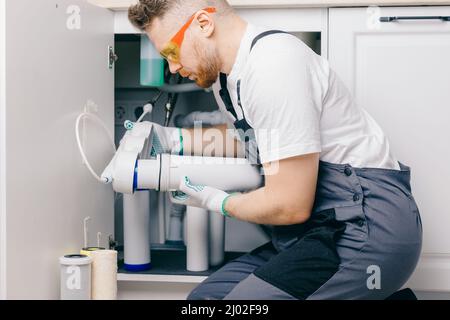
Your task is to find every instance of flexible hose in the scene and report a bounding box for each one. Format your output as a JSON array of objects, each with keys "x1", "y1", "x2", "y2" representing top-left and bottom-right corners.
[
  {"x1": 75, "y1": 112, "x2": 116, "y2": 184},
  {"x1": 157, "y1": 83, "x2": 205, "y2": 93}
]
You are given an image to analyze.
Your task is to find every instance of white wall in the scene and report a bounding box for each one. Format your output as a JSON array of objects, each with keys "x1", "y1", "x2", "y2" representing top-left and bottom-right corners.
[{"x1": 0, "y1": 0, "x2": 7, "y2": 300}]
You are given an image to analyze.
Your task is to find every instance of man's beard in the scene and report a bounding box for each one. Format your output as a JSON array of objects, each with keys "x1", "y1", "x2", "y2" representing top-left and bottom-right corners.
[{"x1": 194, "y1": 42, "x2": 221, "y2": 89}]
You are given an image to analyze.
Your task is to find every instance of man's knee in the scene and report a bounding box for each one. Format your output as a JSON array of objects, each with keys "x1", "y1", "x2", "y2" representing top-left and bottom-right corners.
[
  {"x1": 187, "y1": 289, "x2": 205, "y2": 300},
  {"x1": 187, "y1": 282, "x2": 230, "y2": 300},
  {"x1": 187, "y1": 286, "x2": 210, "y2": 300}
]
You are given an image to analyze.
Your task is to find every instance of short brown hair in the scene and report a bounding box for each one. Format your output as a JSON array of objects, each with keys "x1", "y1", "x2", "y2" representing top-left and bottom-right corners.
[
  {"x1": 128, "y1": 0, "x2": 232, "y2": 32},
  {"x1": 128, "y1": 0, "x2": 175, "y2": 32}
]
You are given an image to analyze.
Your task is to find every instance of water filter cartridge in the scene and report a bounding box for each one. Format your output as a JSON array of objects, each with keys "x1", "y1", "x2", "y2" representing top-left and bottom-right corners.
[
  {"x1": 209, "y1": 211, "x2": 225, "y2": 267},
  {"x1": 186, "y1": 206, "x2": 209, "y2": 272},
  {"x1": 91, "y1": 250, "x2": 118, "y2": 300},
  {"x1": 167, "y1": 203, "x2": 185, "y2": 245},
  {"x1": 59, "y1": 254, "x2": 92, "y2": 300},
  {"x1": 123, "y1": 192, "x2": 151, "y2": 271},
  {"x1": 137, "y1": 154, "x2": 263, "y2": 193},
  {"x1": 80, "y1": 247, "x2": 105, "y2": 257}
]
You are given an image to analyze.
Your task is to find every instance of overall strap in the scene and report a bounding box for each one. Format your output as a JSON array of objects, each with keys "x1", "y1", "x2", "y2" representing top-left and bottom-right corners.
[
  {"x1": 250, "y1": 30, "x2": 289, "y2": 52},
  {"x1": 219, "y1": 72, "x2": 238, "y2": 120},
  {"x1": 219, "y1": 30, "x2": 290, "y2": 123}
]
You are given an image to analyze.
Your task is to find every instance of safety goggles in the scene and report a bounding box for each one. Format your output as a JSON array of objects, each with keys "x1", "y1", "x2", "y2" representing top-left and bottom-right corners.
[{"x1": 160, "y1": 7, "x2": 217, "y2": 63}]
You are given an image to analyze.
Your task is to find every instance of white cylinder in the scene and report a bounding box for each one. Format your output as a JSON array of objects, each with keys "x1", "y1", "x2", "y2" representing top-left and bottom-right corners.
[
  {"x1": 112, "y1": 151, "x2": 139, "y2": 195},
  {"x1": 123, "y1": 191, "x2": 151, "y2": 271},
  {"x1": 209, "y1": 211, "x2": 225, "y2": 267},
  {"x1": 59, "y1": 254, "x2": 92, "y2": 300},
  {"x1": 137, "y1": 157, "x2": 160, "y2": 191},
  {"x1": 91, "y1": 250, "x2": 118, "y2": 300},
  {"x1": 137, "y1": 154, "x2": 263, "y2": 192},
  {"x1": 186, "y1": 206, "x2": 209, "y2": 272},
  {"x1": 158, "y1": 192, "x2": 166, "y2": 244},
  {"x1": 167, "y1": 203, "x2": 185, "y2": 244},
  {"x1": 80, "y1": 247, "x2": 105, "y2": 257}
]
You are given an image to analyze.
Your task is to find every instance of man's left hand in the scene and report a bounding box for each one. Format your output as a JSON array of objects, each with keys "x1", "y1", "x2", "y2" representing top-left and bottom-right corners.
[{"x1": 169, "y1": 176, "x2": 233, "y2": 216}]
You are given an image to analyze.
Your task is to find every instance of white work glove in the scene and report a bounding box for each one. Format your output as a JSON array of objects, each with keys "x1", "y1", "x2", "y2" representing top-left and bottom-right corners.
[
  {"x1": 150, "y1": 123, "x2": 183, "y2": 156},
  {"x1": 169, "y1": 176, "x2": 234, "y2": 217}
]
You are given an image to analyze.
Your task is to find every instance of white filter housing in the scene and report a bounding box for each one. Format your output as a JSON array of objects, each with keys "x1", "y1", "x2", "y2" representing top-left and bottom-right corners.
[
  {"x1": 104, "y1": 121, "x2": 262, "y2": 194},
  {"x1": 137, "y1": 154, "x2": 263, "y2": 193}
]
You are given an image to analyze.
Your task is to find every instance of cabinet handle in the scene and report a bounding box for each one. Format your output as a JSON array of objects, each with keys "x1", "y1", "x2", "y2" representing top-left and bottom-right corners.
[{"x1": 380, "y1": 16, "x2": 450, "y2": 22}]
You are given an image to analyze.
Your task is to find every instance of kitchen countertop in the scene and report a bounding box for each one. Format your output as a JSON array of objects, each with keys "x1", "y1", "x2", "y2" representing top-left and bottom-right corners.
[{"x1": 88, "y1": 0, "x2": 450, "y2": 10}]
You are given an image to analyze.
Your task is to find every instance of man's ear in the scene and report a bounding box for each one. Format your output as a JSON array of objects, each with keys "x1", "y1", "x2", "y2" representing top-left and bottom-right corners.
[{"x1": 195, "y1": 10, "x2": 215, "y2": 37}]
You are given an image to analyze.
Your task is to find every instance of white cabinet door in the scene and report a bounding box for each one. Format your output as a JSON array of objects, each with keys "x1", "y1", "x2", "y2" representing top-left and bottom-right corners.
[
  {"x1": 237, "y1": 8, "x2": 328, "y2": 57},
  {"x1": 0, "y1": 0, "x2": 6, "y2": 300},
  {"x1": 329, "y1": 6, "x2": 450, "y2": 292},
  {"x1": 1, "y1": 0, "x2": 114, "y2": 299}
]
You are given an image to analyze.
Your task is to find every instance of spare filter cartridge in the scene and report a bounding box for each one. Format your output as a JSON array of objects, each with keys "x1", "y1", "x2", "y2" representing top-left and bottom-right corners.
[
  {"x1": 80, "y1": 247, "x2": 105, "y2": 257},
  {"x1": 59, "y1": 254, "x2": 92, "y2": 300},
  {"x1": 91, "y1": 250, "x2": 118, "y2": 300}
]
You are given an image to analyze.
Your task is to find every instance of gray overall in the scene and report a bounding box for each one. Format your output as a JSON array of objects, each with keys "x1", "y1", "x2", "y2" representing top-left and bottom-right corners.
[{"x1": 187, "y1": 32, "x2": 423, "y2": 300}]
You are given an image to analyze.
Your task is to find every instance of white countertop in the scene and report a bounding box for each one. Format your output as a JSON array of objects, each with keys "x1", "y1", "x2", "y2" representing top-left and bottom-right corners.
[{"x1": 88, "y1": 0, "x2": 450, "y2": 10}]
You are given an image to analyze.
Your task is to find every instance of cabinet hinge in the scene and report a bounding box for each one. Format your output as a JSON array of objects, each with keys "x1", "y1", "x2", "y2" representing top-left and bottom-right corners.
[{"x1": 108, "y1": 46, "x2": 118, "y2": 69}]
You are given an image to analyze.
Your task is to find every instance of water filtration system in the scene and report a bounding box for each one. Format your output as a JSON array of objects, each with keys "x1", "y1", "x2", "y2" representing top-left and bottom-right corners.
[
  {"x1": 77, "y1": 104, "x2": 263, "y2": 273},
  {"x1": 59, "y1": 254, "x2": 92, "y2": 300}
]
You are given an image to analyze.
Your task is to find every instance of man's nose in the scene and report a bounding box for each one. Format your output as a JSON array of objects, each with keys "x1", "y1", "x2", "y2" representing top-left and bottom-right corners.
[{"x1": 168, "y1": 60, "x2": 182, "y2": 74}]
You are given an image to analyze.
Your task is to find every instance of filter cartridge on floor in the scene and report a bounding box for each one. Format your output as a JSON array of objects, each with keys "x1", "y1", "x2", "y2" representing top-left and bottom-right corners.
[
  {"x1": 91, "y1": 250, "x2": 118, "y2": 300},
  {"x1": 186, "y1": 206, "x2": 209, "y2": 272},
  {"x1": 59, "y1": 254, "x2": 92, "y2": 300},
  {"x1": 167, "y1": 203, "x2": 185, "y2": 245},
  {"x1": 209, "y1": 211, "x2": 225, "y2": 267},
  {"x1": 80, "y1": 247, "x2": 105, "y2": 257}
]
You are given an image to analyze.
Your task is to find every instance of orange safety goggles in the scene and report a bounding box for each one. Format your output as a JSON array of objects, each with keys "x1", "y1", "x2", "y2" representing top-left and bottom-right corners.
[{"x1": 160, "y1": 7, "x2": 217, "y2": 63}]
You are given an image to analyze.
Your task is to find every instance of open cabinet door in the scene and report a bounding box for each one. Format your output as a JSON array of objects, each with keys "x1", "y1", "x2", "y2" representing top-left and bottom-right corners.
[
  {"x1": 3, "y1": 0, "x2": 114, "y2": 299},
  {"x1": 0, "y1": 0, "x2": 7, "y2": 300}
]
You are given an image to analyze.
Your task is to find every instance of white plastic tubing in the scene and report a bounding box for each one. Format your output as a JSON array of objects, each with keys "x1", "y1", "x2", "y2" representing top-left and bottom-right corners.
[
  {"x1": 137, "y1": 154, "x2": 263, "y2": 193},
  {"x1": 75, "y1": 112, "x2": 116, "y2": 184}
]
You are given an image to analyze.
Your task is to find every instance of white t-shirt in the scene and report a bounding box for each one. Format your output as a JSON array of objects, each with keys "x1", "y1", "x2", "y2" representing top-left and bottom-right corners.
[{"x1": 213, "y1": 24, "x2": 400, "y2": 170}]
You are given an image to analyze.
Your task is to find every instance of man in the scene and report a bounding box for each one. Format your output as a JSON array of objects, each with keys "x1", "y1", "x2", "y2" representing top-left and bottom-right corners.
[{"x1": 128, "y1": 0, "x2": 422, "y2": 300}]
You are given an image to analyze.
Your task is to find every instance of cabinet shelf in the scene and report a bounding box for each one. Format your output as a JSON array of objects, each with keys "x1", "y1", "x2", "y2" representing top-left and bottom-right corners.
[
  {"x1": 117, "y1": 273, "x2": 207, "y2": 283},
  {"x1": 117, "y1": 249, "x2": 244, "y2": 284}
]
